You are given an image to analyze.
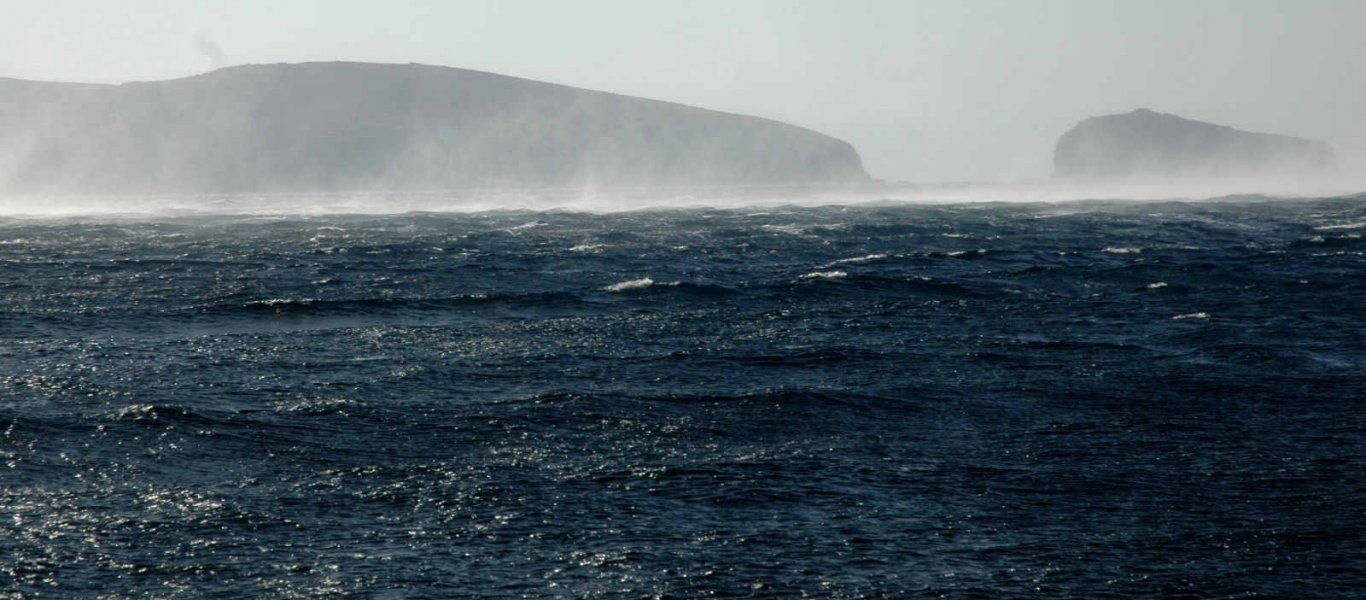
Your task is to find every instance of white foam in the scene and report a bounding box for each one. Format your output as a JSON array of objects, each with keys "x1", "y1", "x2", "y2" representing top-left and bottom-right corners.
[
  {"x1": 570, "y1": 243, "x2": 608, "y2": 252},
  {"x1": 1146, "y1": 281, "x2": 1169, "y2": 289},
  {"x1": 1104, "y1": 246, "x2": 1143, "y2": 254},
  {"x1": 761, "y1": 224, "x2": 808, "y2": 235},
  {"x1": 110, "y1": 404, "x2": 157, "y2": 420},
  {"x1": 604, "y1": 277, "x2": 654, "y2": 292},
  {"x1": 274, "y1": 396, "x2": 359, "y2": 414},
  {"x1": 799, "y1": 270, "x2": 848, "y2": 280},
  {"x1": 246, "y1": 297, "x2": 313, "y2": 307},
  {"x1": 1316, "y1": 221, "x2": 1366, "y2": 231},
  {"x1": 822, "y1": 253, "x2": 887, "y2": 268},
  {"x1": 1172, "y1": 312, "x2": 1209, "y2": 320}
]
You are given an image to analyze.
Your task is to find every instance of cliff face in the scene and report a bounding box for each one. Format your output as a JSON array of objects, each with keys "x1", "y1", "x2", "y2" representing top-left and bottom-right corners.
[
  {"x1": 1054, "y1": 109, "x2": 1333, "y2": 181},
  {"x1": 0, "y1": 62, "x2": 869, "y2": 193}
]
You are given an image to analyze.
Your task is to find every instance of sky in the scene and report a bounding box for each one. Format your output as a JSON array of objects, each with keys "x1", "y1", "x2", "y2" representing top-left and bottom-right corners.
[{"x1": 2, "y1": 0, "x2": 1362, "y2": 183}]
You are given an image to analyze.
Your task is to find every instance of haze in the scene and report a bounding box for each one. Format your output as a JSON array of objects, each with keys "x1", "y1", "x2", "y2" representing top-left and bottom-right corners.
[{"x1": 3, "y1": 0, "x2": 1363, "y2": 183}]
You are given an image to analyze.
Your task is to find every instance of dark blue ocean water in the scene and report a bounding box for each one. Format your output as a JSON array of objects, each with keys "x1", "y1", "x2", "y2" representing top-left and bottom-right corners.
[{"x1": 1, "y1": 196, "x2": 1363, "y2": 597}]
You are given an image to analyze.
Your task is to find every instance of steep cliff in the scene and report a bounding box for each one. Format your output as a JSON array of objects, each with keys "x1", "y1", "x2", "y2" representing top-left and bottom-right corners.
[{"x1": 0, "y1": 62, "x2": 869, "y2": 193}]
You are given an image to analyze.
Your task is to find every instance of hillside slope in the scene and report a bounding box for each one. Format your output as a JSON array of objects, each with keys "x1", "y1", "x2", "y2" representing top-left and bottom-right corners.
[
  {"x1": 1054, "y1": 109, "x2": 1333, "y2": 181},
  {"x1": 0, "y1": 62, "x2": 869, "y2": 193}
]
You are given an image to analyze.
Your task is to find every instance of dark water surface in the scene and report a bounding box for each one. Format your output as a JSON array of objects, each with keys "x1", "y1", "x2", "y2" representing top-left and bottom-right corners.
[{"x1": 2, "y1": 196, "x2": 1363, "y2": 597}]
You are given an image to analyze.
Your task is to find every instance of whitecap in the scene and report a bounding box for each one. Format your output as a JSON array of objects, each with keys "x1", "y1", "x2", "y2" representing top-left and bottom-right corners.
[
  {"x1": 274, "y1": 396, "x2": 358, "y2": 414},
  {"x1": 570, "y1": 243, "x2": 608, "y2": 252},
  {"x1": 1172, "y1": 312, "x2": 1209, "y2": 320},
  {"x1": 246, "y1": 297, "x2": 313, "y2": 307},
  {"x1": 110, "y1": 404, "x2": 156, "y2": 420},
  {"x1": 799, "y1": 270, "x2": 847, "y2": 280},
  {"x1": 1104, "y1": 246, "x2": 1143, "y2": 254},
  {"x1": 1146, "y1": 282, "x2": 1168, "y2": 290},
  {"x1": 604, "y1": 277, "x2": 654, "y2": 292},
  {"x1": 1315, "y1": 221, "x2": 1366, "y2": 231},
  {"x1": 821, "y1": 253, "x2": 886, "y2": 267},
  {"x1": 761, "y1": 224, "x2": 808, "y2": 235}
]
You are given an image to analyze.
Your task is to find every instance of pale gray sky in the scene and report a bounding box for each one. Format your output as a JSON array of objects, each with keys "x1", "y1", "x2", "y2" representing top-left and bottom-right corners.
[{"x1": 3, "y1": 0, "x2": 1362, "y2": 182}]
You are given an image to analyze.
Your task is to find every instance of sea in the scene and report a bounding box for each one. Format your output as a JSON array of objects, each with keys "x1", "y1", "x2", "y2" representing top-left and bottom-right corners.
[{"x1": 1, "y1": 194, "x2": 1363, "y2": 597}]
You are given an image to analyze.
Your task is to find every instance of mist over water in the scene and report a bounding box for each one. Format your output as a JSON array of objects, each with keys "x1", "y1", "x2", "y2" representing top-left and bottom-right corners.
[{"x1": 3, "y1": 176, "x2": 1365, "y2": 220}]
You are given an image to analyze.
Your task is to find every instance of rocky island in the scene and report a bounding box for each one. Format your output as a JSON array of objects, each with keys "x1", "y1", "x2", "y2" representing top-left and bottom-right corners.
[
  {"x1": 0, "y1": 62, "x2": 869, "y2": 194},
  {"x1": 1054, "y1": 108, "x2": 1334, "y2": 182}
]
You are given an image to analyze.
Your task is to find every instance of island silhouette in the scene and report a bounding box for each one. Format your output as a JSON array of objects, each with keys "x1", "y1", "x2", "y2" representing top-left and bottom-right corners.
[
  {"x1": 0, "y1": 62, "x2": 869, "y2": 194},
  {"x1": 1054, "y1": 108, "x2": 1334, "y2": 182}
]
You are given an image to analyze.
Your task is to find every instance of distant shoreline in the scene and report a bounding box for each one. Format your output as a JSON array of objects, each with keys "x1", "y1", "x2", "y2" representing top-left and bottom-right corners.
[{"x1": 1, "y1": 182, "x2": 1362, "y2": 219}]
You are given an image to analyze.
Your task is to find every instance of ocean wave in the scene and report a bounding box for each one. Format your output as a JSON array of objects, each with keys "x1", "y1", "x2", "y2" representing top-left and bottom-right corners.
[
  {"x1": 604, "y1": 277, "x2": 655, "y2": 292},
  {"x1": 219, "y1": 292, "x2": 587, "y2": 315},
  {"x1": 640, "y1": 387, "x2": 921, "y2": 415},
  {"x1": 712, "y1": 347, "x2": 887, "y2": 367},
  {"x1": 107, "y1": 403, "x2": 220, "y2": 426},
  {"x1": 798, "y1": 270, "x2": 847, "y2": 281},
  {"x1": 600, "y1": 279, "x2": 737, "y2": 297},
  {"x1": 818, "y1": 273, "x2": 981, "y2": 297},
  {"x1": 1315, "y1": 221, "x2": 1366, "y2": 231},
  {"x1": 272, "y1": 396, "x2": 362, "y2": 416},
  {"x1": 246, "y1": 297, "x2": 319, "y2": 309},
  {"x1": 822, "y1": 253, "x2": 888, "y2": 267},
  {"x1": 761, "y1": 224, "x2": 815, "y2": 235}
]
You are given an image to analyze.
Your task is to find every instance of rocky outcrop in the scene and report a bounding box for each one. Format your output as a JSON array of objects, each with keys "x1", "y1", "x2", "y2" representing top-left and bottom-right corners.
[
  {"x1": 0, "y1": 62, "x2": 869, "y2": 193},
  {"x1": 1054, "y1": 108, "x2": 1333, "y2": 181}
]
